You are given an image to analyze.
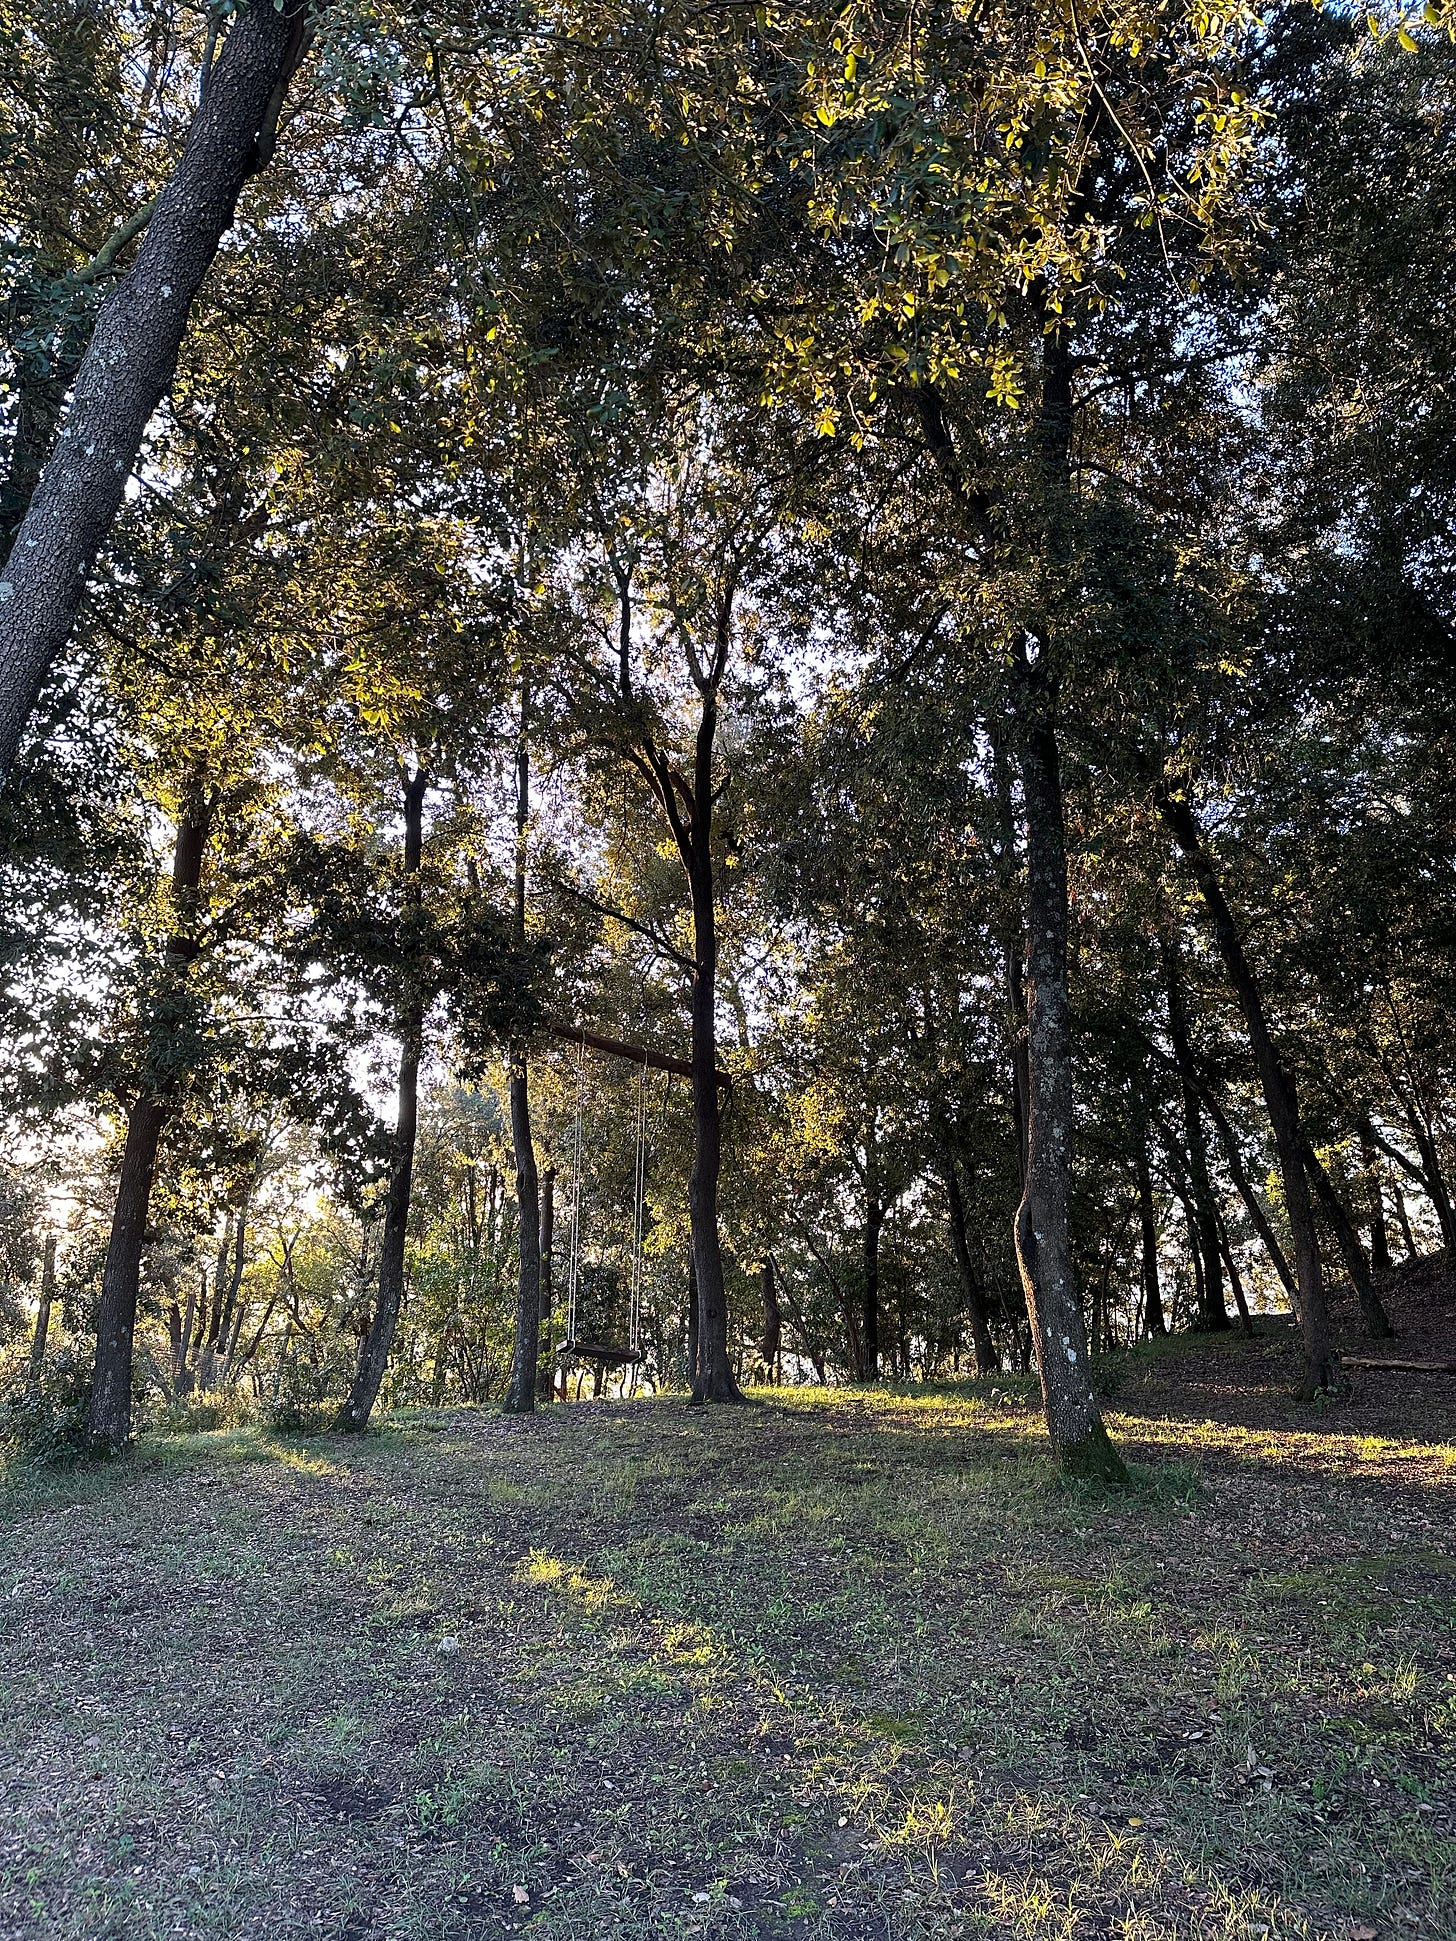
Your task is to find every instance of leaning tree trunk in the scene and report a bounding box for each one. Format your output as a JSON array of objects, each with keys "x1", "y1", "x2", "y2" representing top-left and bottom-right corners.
[
  {"x1": 1158, "y1": 790, "x2": 1341, "y2": 1396},
  {"x1": 0, "y1": 0, "x2": 317, "y2": 784},
  {"x1": 1012, "y1": 700, "x2": 1125, "y2": 1480},
  {"x1": 1361, "y1": 1129, "x2": 1391, "y2": 1277},
  {"x1": 86, "y1": 791, "x2": 211, "y2": 1450},
  {"x1": 337, "y1": 766, "x2": 428, "y2": 1432},
  {"x1": 503, "y1": 690, "x2": 542, "y2": 1415}
]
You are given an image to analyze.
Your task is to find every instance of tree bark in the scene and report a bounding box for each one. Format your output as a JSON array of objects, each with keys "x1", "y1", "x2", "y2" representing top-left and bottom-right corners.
[
  {"x1": 1136, "y1": 1146, "x2": 1166, "y2": 1336},
  {"x1": 0, "y1": 0, "x2": 317, "y2": 784},
  {"x1": 1160, "y1": 935, "x2": 1231, "y2": 1331},
  {"x1": 685, "y1": 1253, "x2": 700, "y2": 1389},
  {"x1": 1158, "y1": 789, "x2": 1342, "y2": 1397},
  {"x1": 337, "y1": 765, "x2": 427, "y2": 1432},
  {"x1": 1013, "y1": 698, "x2": 1124, "y2": 1479},
  {"x1": 85, "y1": 791, "x2": 211, "y2": 1450}
]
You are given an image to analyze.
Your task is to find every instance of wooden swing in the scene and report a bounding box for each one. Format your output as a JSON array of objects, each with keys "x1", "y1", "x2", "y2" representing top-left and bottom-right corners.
[{"x1": 556, "y1": 1037, "x2": 647, "y2": 1375}]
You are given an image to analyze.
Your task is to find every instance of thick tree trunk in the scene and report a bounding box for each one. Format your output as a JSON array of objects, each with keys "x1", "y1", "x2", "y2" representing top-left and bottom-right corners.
[
  {"x1": 0, "y1": 0, "x2": 317, "y2": 784},
  {"x1": 938, "y1": 1139, "x2": 997, "y2": 1375},
  {"x1": 27, "y1": 1232, "x2": 57, "y2": 1395},
  {"x1": 1159, "y1": 791, "x2": 1342, "y2": 1397},
  {"x1": 337, "y1": 766, "x2": 428, "y2": 1432},
  {"x1": 503, "y1": 1058, "x2": 542, "y2": 1413},
  {"x1": 1305, "y1": 1145, "x2": 1393, "y2": 1340},
  {"x1": 1013, "y1": 701, "x2": 1124, "y2": 1480},
  {"x1": 1161, "y1": 937, "x2": 1230, "y2": 1330},
  {"x1": 685, "y1": 699, "x2": 743, "y2": 1406},
  {"x1": 86, "y1": 1098, "x2": 169, "y2": 1448},
  {"x1": 1136, "y1": 1146, "x2": 1166, "y2": 1336}
]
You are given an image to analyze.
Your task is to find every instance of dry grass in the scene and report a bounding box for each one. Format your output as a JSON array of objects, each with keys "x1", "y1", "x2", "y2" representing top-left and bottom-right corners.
[{"x1": 0, "y1": 1324, "x2": 1452, "y2": 1940}]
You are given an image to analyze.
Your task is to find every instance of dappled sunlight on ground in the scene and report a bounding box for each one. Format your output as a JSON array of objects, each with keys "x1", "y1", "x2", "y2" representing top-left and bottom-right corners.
[{"x1": 1, "y1": 1328, "x2": 1452, "y2": 1939}]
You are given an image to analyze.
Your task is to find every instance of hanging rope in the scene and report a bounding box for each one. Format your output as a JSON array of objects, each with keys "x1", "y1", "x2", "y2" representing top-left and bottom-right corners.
[{"x1": 565, "y1": 1033, "x2": 586, "y2": 1350}]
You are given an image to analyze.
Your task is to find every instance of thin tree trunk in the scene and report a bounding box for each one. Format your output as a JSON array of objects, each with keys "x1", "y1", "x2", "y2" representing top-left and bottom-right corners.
[
  {"x1": 1196, "y1": 1081, "x2": 1298, "y2": 1301},
  {"x1": 1158, "y1": 790, "x2": 1342, "y2": 1397},
  {"x1": 536, "y1": 1167, "x2": 555, "y2": 1401},
  {"x1": 1212, "y1": 1205, "x2": 1255, "y2": 1336},
  {"x1": 759, "y1": 1261, "x2": 782, "y2": 1383},
  {"x1": 337, "y1": 765, "x2": 428, "y2": 1432},
  {"x1": 1136, "y1": 1147, "x2": 1166, "y2": 1336},
  {"x1": 772, "y1": 1253, "x2": 827, "y2": 1383},
  {"x1": 1305, "y1": 1144, "x2": 1393, "y2": 1340},
  {"x1": 1161, "y1": 936, "x2": 1230, "y2": 1330},
  {"x1": 85, "y1": 791, "x2": 211, "y2": 1449},
  {"x1": 861, "y1": 1123, "x2": 882, "y2": 1381},
  {"x1": 504, "y1": 689, "x2": 541, "y2": 1415},
  {"x1": 937, "y1": 1138, "x2": 997, "y2": 1375},
  {"x1": 26, "y1": 1233, "x2": 57, "y2": 1395},
  {"x1": 1013, "y1": 697, "x2": 1124, "y2": 1479},
  {"x1": 0, "y1": 0, "x2": 319, "y2": 783},
  {"x1": 176, "y1": 1273, "x2": 198, "y2": 1397},
  {"x1": 1361, "y1": 1130, "x2": 1391, "y2": 1277}
]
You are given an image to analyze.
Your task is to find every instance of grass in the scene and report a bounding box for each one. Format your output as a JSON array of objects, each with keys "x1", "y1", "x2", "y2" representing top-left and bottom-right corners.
[{"x1": 0, "y1": 1339, "x2": 1452, "y2": 1940}]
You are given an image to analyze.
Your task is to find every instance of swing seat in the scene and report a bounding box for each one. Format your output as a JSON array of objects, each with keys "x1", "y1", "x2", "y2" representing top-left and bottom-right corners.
[{"x1": 557, "y1": 1338, "x2": 643, "y2": 1367}]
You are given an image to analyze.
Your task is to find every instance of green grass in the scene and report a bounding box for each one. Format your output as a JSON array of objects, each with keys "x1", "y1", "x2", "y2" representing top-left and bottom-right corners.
[{"x1": 0, "y1": 1370, "x2": 1452, "y2": 1939}]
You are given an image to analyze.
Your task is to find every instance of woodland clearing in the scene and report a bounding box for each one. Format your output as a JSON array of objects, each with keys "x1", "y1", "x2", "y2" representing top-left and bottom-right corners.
[{"x1": 2, "y1": 1292, "x2": 1452, "y2": 1941}]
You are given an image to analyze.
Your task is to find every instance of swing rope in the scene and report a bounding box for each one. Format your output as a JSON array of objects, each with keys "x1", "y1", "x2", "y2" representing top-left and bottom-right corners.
[{"x1": 565, "y1": 1034, "x2": 585, "y2": 1350}]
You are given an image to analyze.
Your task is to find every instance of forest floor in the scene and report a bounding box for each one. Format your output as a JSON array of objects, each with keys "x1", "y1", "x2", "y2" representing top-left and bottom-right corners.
[{"x1": 1, "y1": 1275, "x2": 1454, "y2": 1941}]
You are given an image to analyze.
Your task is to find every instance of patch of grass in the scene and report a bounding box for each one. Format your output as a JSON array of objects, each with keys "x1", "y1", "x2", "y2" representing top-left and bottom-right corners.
[{"x1": 1, "y1": 1341, "x2": 1453, "y2": 1939}]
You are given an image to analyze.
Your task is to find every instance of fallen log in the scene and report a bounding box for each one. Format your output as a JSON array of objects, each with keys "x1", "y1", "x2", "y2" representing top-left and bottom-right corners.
[{"x1": 1342, "y1": 1355, "x2": 1456, "y2": 1375}]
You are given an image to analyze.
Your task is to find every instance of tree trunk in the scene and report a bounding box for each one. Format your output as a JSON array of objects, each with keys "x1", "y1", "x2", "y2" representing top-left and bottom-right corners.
[
  {"x1": 685, "y1": 697, "x2": 743, "y2": 1406},
  {"x1": 26, "y1": 1232, "x2": 57, "y2": 1395},
  {"x1": 1361, "y1": 1130, "x2": 1391, "y2": 1277},
  {"x1": 685, "y1": 1254, "x2": 700, "y2": 1389},
  {"x1": 938, "y1": 1139, "x2": 997, "y2": 1375},
  {"x1": 1305, "y1": 1144, "x2": 1393, "y2": 1340},
  {"x1": 1136, "y1": 1146, "x2": 1166, "y2": 1336},
  {"x1": 1197, "y1": 1081, "x2": 1298, "y2": 1300},
  {"x1": 1158, "y1": 790, "x2": 1342, "y2": 1397},
  {"x1": 0, "y1": 0, "x2": 318, "y2": 784},
  {"x1": 1212, "y1": 1205, "x2": 1255, "y2": 1337},
  {"x1": 536, "y1": 1167, "x2": 556, "y2": 1401},
  {"x1": 759, "y1": 1261, "x2": 782, "y2": 1382},
  {"x1": 1161, "y1": 936, "x2": 1231, "y2": 1330},
  {"x1": 503, "y1": 690, "x2": 542, "y2": 1415},
  {"x1": 85, "y1": 790, "x2": 211, "y2": 1450},
  {"x1": 861, "y1": 1126, "x2": 882, "y2": 1381},
  {"x1": 503, "y1": 1058, "x2": 542, "y2": 1412},
  {"x1": 1012, "y1": 699, "x2": 1124, "y2": 1480},
  {"x1": 337, "y1": 765, "x2": 427, "y2": 1432},
  {"x1": 176, "y1": 1273, "x2": 198, "y2": 1397},
  {"x1": 86, "y1": 1098, "x2": 169, "y2": 1448}
]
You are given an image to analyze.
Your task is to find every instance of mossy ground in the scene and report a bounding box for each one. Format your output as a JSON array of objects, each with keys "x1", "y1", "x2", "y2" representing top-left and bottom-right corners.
[{"x1": 1, "y1": 1328, "x2": 1453, "y2": 1940}]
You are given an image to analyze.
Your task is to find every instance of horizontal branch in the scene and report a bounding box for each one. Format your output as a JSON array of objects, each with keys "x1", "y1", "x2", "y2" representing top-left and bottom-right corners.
[{"x1": 545, "y1": 1020, "x2": 730, "y2": 1091}]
